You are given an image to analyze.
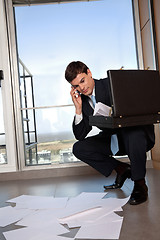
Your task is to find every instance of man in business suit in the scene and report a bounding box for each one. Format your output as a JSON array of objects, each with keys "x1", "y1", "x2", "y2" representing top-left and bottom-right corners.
[{"x1": 65, "y1": 61, "x2": 155, "y2": 205}]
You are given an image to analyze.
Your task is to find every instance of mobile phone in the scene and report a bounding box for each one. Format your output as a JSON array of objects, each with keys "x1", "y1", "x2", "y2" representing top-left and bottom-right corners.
[
  {"x1": 72, "y1": 86, "x2": 80, "y2": 97},
  {"x1": 75, "y1": 90, "x2": 80, "y2": 98}
]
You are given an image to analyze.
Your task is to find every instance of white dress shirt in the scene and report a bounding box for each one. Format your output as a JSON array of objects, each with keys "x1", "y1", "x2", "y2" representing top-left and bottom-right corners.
[{"x1": 75, "y1": 88, "x2": 95, "y2": 125}]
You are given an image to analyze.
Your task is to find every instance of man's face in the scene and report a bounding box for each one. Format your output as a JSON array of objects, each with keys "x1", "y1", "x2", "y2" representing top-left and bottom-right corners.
[{"x1": 71, "y1": 69, "x2": 95, "y2": 96}]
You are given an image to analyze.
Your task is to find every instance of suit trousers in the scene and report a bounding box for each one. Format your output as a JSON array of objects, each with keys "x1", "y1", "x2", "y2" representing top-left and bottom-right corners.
[{"x1": 73, "y1": 127, "x2": 149, "y2": 181}]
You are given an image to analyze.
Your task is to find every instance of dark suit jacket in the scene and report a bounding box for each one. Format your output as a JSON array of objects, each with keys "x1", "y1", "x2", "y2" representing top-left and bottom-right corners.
[{"x1": 73, "y1": 78, "x2": 155, "y2": 154}]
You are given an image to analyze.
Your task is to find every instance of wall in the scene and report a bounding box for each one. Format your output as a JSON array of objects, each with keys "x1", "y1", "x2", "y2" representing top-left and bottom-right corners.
[{"x1": 137, "y1": 0, "x2": 160, "y2": 169}]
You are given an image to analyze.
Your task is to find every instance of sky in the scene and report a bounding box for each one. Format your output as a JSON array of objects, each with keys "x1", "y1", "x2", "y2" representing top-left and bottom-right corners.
[{"x1": 14, "y1": 0, "x2": 138, "y2": 140}]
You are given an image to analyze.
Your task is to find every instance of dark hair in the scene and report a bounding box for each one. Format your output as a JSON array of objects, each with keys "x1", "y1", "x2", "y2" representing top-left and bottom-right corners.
[{"x1": 65, "y1": 61, "x2": 89, "y2": 83}]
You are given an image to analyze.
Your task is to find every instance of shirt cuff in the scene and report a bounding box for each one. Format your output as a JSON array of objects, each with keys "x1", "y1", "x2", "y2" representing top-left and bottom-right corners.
[{"x1": 75, "y1": 113, "x2": 83, "y2": 125}]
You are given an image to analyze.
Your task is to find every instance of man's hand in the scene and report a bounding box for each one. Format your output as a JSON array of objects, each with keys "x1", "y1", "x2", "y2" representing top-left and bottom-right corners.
[{"x1": 70, "y1": 87, "x2": 82, "y2": 115}]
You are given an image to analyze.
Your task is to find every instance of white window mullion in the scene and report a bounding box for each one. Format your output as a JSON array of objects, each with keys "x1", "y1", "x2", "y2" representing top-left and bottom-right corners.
[{"x1": 0, "y1": 0, "x2": 25, "y2": 172}]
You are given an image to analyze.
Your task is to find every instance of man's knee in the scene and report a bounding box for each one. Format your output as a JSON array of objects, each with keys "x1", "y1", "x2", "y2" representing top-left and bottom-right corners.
[{"x1": 73, "y1": 141, "x2": 82, "y2": 158}]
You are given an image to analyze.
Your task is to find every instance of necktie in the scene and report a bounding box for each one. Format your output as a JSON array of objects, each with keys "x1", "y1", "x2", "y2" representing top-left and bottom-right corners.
[
  {"x1": 91, "y1": 95, "x2": 96, "y2": 108},
  {"x1": 91, "y1": 94, "x2": 118, "y2": 155},
  {"x1": 111, "y1": 134, "x2": 119, "y2": 155}
]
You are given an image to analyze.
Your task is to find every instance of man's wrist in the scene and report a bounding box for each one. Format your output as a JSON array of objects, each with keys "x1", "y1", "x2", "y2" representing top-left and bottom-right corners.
[{"x1": 75, "y1": 108, "x2": 82, "y2": 115}]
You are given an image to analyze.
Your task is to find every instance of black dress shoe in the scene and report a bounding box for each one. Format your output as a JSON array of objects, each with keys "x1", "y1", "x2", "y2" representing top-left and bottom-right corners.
[
  {"x1": 129, "y1": 183, "x2": 148, "y2": 205},
  {"x1": 104, "y1": 165, "x2": 131, "y2": 190}
]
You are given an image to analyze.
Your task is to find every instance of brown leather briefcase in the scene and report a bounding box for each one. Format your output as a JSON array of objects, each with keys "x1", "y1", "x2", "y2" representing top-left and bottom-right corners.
[{"x1": 89, "y1": 70, "x2": 160, "y2": 128}]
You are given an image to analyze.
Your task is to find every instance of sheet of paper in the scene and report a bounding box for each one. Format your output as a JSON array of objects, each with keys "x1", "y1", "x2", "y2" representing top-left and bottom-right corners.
[
  {"x1": 75, "y1": 219, "x2": 123, "y2": 239},
  {"x1": 3, "y1": 227, "x2": 71, "y2": 240},
  {"x1": 93, "y1": 102, "x2": 112, "y2": 117},
  {"x1": 59, "y1": 192, "x2": 107, "y2": 219},
  {"x1": 100, "y1": 196, "x2": 129, "y2": 208},
  {"x1": 84, "y1": 214, "x2": 123, "y2": 226},
  {"x1": 7, "y1": 195, "x2": 41, "y2": 203},
  {"x1": 66, "y1": 212, "x2": 122, "y2": 228},
  {"x1": 16, "y1": 209, "x2": 62, "y2": 227},
  {"x1": 59, "y1": 207, "x2": 101, "y2": 225},
  {"x1": 67, "y1": 192, "x2": 107, "y2": 205},
  {"x1": 63, "y1": 192, "x2": 107, "y2": 211},
  {"x1": 0, "y1": 206, "x2": 34, "y2": 227},
  {"x1": 14, "y1": 196, "x2": 68, "y2": 210},
  {"x1": 59, "y1": 201, "x2": 101, "y2": 219},
  {"x1": 95, "y1": 197, "x2": 129, "y2": 219}
]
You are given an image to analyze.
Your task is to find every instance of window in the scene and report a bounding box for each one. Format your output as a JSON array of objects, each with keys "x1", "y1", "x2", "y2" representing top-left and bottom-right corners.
[{"x1": 14, "y1": 0, "x2": 137, "y2": 166}]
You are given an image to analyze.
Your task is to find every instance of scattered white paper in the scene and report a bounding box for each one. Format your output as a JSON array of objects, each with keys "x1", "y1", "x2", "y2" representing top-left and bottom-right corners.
[
  {"x1": 2, "y1": 192, "x2": 129, "y2": 240},
  {"x1": 93, "y1": 102, "x2": 112, "y2": 117}
]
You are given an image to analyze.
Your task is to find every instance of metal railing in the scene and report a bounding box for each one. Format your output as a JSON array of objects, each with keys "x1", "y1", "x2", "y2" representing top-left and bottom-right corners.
[
  {"x1": 19, "y1": 58, "x2": 38, "y2": 164},
  {"x1": 19, "y1": 59, "x2": 75, "y2": 166}
]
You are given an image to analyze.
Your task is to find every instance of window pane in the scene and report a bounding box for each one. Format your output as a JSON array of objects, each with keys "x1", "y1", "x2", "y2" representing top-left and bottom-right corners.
[{"x1": 23, "y1": 107, "x2": 78, "y2": 165}]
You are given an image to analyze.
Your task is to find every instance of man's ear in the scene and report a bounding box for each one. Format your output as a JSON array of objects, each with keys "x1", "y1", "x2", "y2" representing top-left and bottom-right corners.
[{"x1": 87, "y1": 69, "x2": 92, "y2": 77}]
